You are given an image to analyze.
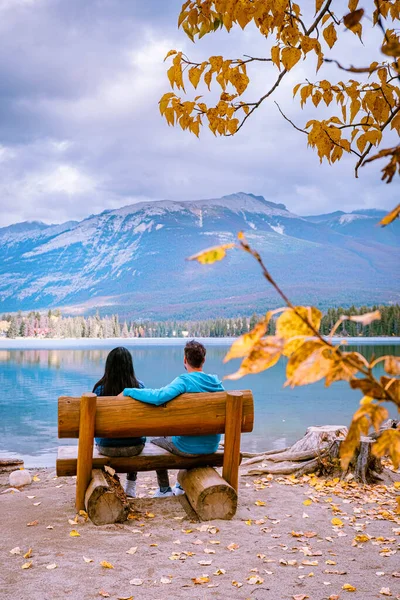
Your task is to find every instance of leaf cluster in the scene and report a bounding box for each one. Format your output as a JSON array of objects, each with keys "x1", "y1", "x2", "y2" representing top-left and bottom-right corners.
[
  {"x1": 188, "y1": 235, "x2": 400, "y2": 470},
  {"x1": 160, "y1": 0, "x2": 400, "y2": 204}
]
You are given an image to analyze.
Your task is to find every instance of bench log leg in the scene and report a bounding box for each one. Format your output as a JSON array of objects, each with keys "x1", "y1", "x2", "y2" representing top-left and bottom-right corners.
[
  {"x1": 85, "y1": 469, "x2": 130, "y2": 525},
  {"x1": 76, "y1": 393, "x2": 97, "y2": 511},
  {"x1": 222, "y1": 391, "x2": 243, "y2": 491},
  {"x1": 178, "y1": 467, "x2": 237, "y2": 520}
]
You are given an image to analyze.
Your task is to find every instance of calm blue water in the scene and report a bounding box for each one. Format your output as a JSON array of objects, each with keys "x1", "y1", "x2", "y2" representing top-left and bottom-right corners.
[{"x1": 0, "y1": 341, "x2": 398, "y2": 467}]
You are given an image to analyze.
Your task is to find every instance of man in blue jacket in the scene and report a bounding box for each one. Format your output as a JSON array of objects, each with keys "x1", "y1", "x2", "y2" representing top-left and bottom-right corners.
[{"x1": 120, "y1": 340, "x2": 224, "y2": 497}]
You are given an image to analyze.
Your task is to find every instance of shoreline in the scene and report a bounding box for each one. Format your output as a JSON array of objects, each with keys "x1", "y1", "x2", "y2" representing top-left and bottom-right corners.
[{"x1": 0, "y1": 335, "x2": 399, "y2": 350}]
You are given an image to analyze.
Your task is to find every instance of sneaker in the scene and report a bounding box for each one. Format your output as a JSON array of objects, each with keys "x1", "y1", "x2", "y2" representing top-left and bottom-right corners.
[
  {"x1": 153, "y1": 487, "x2": 173, "y2": 498},
  {"x1": 125, "y1": 480, "x2": 137, "y2": 498},
  {"x1": 172, "y1": 483, "x2": 185, "y2": 496}
]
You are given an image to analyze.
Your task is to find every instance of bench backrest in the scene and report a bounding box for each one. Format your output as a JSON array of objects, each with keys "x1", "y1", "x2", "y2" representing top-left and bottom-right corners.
[{"x1": 58, "y1": 390, "x2": 254, "y2": 438}]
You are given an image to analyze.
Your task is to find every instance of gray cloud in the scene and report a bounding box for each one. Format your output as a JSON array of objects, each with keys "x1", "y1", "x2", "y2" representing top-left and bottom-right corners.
[{"x1": 0, "y1": 0, "x2": 398, "y2": 226}]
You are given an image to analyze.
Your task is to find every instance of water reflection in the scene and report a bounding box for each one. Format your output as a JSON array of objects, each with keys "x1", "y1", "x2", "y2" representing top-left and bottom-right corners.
[{"x1": 0, "y1": 344, "x2": 398, "y2": 466}]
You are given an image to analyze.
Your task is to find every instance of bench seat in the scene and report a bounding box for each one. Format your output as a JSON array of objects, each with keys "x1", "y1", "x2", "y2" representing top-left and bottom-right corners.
[{"x1": 57, "y1": 443, "x2": 228, "y2": 477}]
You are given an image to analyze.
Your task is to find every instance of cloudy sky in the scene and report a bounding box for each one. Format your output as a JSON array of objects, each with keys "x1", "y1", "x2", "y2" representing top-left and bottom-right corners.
[{"x1": 0, "y1": 0, "x2": 398, "y2": 227}]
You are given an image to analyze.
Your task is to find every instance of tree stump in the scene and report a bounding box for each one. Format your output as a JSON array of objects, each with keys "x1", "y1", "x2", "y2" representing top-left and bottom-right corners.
[
  {"x1": 242, "y1": 425, "x2": 348, "y2": 476},
  {"x1": 85, "y1": 469, "x2": 130, "y2": 526},
  {"x1": 349, "y1": 436, "x2": 384, "y2": 484},
  {"x1": 178, "y1": 467, "x2": 237, "y2": 521}
]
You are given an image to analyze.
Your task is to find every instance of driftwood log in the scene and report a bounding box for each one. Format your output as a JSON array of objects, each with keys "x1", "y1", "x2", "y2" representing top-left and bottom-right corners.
[
  {"x1": 178, "y1": 467, "x2": 237, "y2": 521},
  {"x1": 85, "y1": 469, "x2": 130, "y2": 526},
  {"x1": 241, "y1": 423, "x2": 395, "y2": 483},
  {"x1": 0, "y1": 458, "x2": 24, "y2": 473}
]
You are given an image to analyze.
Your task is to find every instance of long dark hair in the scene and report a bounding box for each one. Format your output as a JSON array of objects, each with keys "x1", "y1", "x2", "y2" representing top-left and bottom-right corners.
[{"x1": 93, "y1": 347, "x2": 140, "y2": 396}]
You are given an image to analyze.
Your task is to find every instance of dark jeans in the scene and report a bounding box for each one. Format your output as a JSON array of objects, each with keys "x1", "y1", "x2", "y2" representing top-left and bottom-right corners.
[
  {"x1": 151, "y1": 437, "x2": 202, "y2": 489},
  {"x1": 96, "y1": 443, "x2": 170, "y2": 489}
]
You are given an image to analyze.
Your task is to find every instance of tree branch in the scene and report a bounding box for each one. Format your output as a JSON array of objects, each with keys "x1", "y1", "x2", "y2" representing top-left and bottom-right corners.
[
  {"x1": 355, "y1": 103, "x2": 400, "y2": 177},
  {"x1": 232, "y1": 0, "x2": 333, "y2": 135},
  {"x1": 274, "y1": 102, "x2": 307, "y2": 134}
]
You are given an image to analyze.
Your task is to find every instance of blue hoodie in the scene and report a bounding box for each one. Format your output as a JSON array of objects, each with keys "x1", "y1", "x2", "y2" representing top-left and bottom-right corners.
[{"x1": 123, "y1": 371, "x2": 224, "y2": 454}]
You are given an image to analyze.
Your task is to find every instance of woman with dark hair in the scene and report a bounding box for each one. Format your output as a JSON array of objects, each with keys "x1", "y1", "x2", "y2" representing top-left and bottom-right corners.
[{"x1": 93, "y1": 347, "x2": 172, "y2": 498}]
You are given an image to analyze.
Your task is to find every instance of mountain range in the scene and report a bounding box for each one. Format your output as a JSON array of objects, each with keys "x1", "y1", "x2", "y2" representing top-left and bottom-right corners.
[{"x1": 1, "y1": 193, "x2": 399, "y2": 319}]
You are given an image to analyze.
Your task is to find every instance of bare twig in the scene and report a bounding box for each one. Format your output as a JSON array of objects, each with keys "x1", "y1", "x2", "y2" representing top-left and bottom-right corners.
[{"x1": 355, "y1": 103, "x2": 400, "y2": 176}]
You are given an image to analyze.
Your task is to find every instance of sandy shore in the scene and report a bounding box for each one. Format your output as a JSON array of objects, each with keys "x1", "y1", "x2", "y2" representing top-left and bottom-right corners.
[{"x1": 1, "y1": 467, "x2": 400, "y2": 600}]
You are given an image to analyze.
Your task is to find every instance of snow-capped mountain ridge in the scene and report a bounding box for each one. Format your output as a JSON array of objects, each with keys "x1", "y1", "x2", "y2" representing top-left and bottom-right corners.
[{"x1": 0, "y1": 193, "x2": 398, "y2": 318}]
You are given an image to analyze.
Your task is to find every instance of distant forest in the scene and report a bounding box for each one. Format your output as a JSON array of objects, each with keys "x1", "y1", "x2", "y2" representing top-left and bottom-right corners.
[{"x1": 1, "y1": 305, "x2": 399, "y2": 338}]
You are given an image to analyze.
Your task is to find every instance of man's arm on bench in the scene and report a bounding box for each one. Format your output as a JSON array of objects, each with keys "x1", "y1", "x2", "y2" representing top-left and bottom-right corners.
[{"x1": 121, "y1": 376, "x2": 186, "y2": 406}]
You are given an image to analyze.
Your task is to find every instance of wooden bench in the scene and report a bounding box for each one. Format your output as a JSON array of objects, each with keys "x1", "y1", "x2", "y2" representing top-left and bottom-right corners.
[{"x1": 57, "y1": 389, "x2": 254, "y2": 522}]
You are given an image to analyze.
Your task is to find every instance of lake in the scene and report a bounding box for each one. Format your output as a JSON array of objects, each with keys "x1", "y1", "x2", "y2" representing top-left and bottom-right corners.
[{"x1": 0, "y1": 339, "x2": 398, "y2": 467}]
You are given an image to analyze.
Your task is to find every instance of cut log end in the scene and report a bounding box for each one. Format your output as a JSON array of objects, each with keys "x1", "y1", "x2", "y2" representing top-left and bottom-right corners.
[
  {"x1": 85, "y1": 469, "x2": 130, "y2": 526},
  {"x1": 178, "y1": 467, "x2": 237, "y2": 521}
]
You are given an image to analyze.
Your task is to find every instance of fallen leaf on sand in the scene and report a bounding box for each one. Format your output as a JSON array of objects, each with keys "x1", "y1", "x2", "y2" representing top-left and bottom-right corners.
[
  {"x1": 79, "y1": 510, "x2": 88, "y2": 521},
  {"x1": 328, "y1": 596, "x2": 340, "y2": 600},
  {"x1": 342, "y1": 583, "x2": 357, "y2": 592},
  {"x1": 46, "y1": 564, "x2": 57, "y2": 570},
  {"x1": 100, "y1": 561, "x2": 114, "y2": 569},
  {"x1": 232, "y1": 581, "x2": 243, "y2": 588},
  {"x1": 32, "y1": 476, "x2": 40, "y2": 482},
  {"x1": 10, "y1": 547, "x2": 21, "y2": 555},
  {"x1": 69, "y1": 530, "x2": 80, "y2": 537},
  {"x1": 130, "y1": 579, "x2": 143, "y2": 586},
  {"x1": 24, "y1": 549, "x2": 32, "y2": 559},
  {"x1": 33, "y1": 502, "x2": 41, "y2": 506},
  {"x1": 192, "y1": 576, "x2": 209, "y2": 584},
  {"x1": 198, "y1": 560, "x2": 212, "y2": 566},
  {"x1": 392, "y1": 572, "x2": 400, "y2": 577},
  {"x1": 27, "y1": 520, "x2": 38, "y2": 527},
  {"x1": 293, "y1": 595, "x2": 309, "y2": 600},
  {"x1": 126, "y1": 547, "x2": 137, "y2": 555},
  {"x1": 83, "y1": 556, "x2": 93, "y2": 563},
  {"x1": 117, "y1": 597, "x2": 133, "y2": 600},
  {"x1": 160, "y1": 577, "x2": 172, "y2": 584},
  {"x1": 379, "y1": 589, "x2": 392, "y2": 596},
  {"x1": 21, "y1": 562, "x2": 32, "y2": 569},
  {"x1": 46, "y1": 525, "x2": 54, "y2": 530},
  {"x1": 99, "y1": 591, "x2": 111, "y2": 598},
  {"x1": 214, "y1": 568, "x2": 226, "y2": 575},
  {"x1": 227, "y1": 543, "x2": 239, "y2": 551},
  {"x1": 255, "y1": 500, "x2": 266, "y2": 506},
  {"x1": 204, "y1": 548, "x2": 215, "y2": 554},
  {"x1": 247, "y1": 576, "x2": 264, "y2": 584},
  {"x1": 332, "y1": 518, "x2": 344, "y2": 527},
  {"x1": 303, "y1": 499, "x2": 312, "y2": 506},
  {"x1": 27, "y1": 496, "x2": 35, "y2": 499},
  {"x1": 302, "y1": 560, "x2": 318, "y2": 566}
]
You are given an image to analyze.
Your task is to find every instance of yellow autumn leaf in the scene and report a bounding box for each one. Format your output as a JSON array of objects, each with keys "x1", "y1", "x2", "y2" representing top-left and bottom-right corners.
[
  {"x1": 255, "y1": 500, "x2": 266, "y2": 506},
  {"x1": 271, "y1": 45, "x2": 280, "y2": 69},
  {"x1": 100, "y1": 561, "x2": 114, "y2": 569},
  {"x1": 303, "y1": 499, "x2": 312, "y2": 506},
  {"x1": 69, "y1": 530, "x2": 80, "y2": 537},
  {"x1": 323, "y1": 23, "x2": 337, "y2": 49},
  {"x1": 21, "y1": 561, "x2": 32, "y2": 569},
  {"x1": 281, "y1": 47, "x2": 301, "y2": 71},
  {"x1": 188, "y1": 243, "x2": 235, "y2": 265},
  {"x1": 164, "y1": 49, "x2": 177, "y2": 61},
  {"x1": 192, "y1": 576, "x2": 210, "y2": 584},
  {"x1": 394, "y1": 481, "x2": 400, "y2": 490},
  {"x1": 225, "y1": 336, "x2": 283, "y2": 380},
  {"x1": 224, "y1": 317, "x2": 271, "y2": 361},
  {"x1": 32, "y1": 476, "x2": 40, "y2": 482},
  {"x1": 372, "y1": 429, "x2": 400, "y2": 469},
  {"x1": 348, "y1": 310, "x2": 381, "y2": 325},
  {"x1": 343, "y1": 583, "x2": 357, "y2": 592},
  {"x1": 332, "y1": 518, "x2": 344, "y2": 527},
  {"x1": 276, "y1": 307, "x2": 322, "y2": 356},
  {"x1": 23, "y1": 548, "x2": 32, "y2": 559},
  {"x1": 381, "y1": 41, "x2": 400, "y2": 57},
  {"x1": 343, "y1": 9, "x2": 364, "y2": 31},
  {"x1": 384, "y1": 356, "x2": 400, "y2": 376},
  {"x1": 380, "y1": 204, "x2": 400, "y2": 227}
]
